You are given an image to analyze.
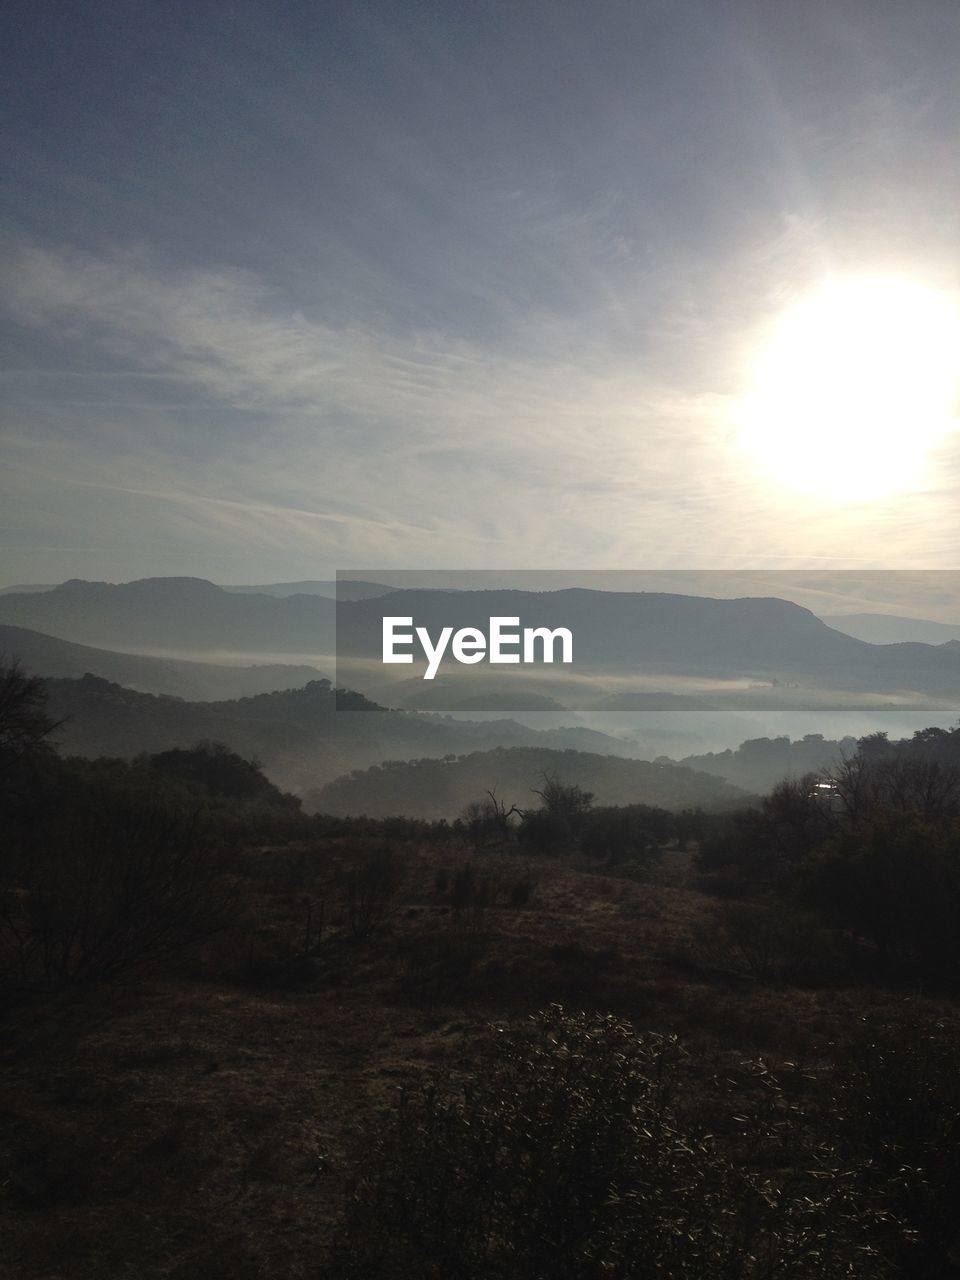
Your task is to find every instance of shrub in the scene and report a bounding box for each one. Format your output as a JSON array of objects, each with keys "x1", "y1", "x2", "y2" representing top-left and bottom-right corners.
[
  {"x1": 0, "y1": 777, "x2": 232, "y2": 993},
  {"x1": 705, "y1": 899, "x2": 840, "y2": 984},
  {"x1": 146, "y1": 741, "x2": 300, "y2": 809},
  {"x1": 0, "y1": 659, "x2": 59, "y2": 772},
  {"x1": 581, "y1": 805, "x2": 670, "y2": 865},
  {"x1": 801, "y1": 815, "x2": 960, "y2": 989},
  {"x1": 829, "y1": 1005, "x2": 960, "y2": 1275},
  {"x1": 329, "y1": 1007, "x2": 893, "y2": 1279}
]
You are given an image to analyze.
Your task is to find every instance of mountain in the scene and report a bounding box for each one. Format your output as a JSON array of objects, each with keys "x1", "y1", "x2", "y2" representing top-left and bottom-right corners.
[
  {"x1": 0, "y1": 578, "x2": 394, "y2": 600},
  {"x1": 337, "y1": 588, "x2": 865, "y2": 670},
  {"x1": 0, "y1": 625, "x2": 324, "y2": 701},
  {"x1": 308, "y1": 746, "x2": 745, "y2": 820},
  {"x1": 336, "y1": 587, "x2": 960, "y2": 706},
  {"x1": 0, "y1": 578, "x2": 336, "y2": 654},
  {"x1": 3, "y1": 580, "x2": 958, "y2": 710},
  {"x1": 221, "y1": 579, "x2": 392, "y2": 600},
  {"x1": 38, "y1": 675, "x2": 641, "y2": 795},
  {"x1": 821, "y1": 613, "x2": 960, "y2": 646}
]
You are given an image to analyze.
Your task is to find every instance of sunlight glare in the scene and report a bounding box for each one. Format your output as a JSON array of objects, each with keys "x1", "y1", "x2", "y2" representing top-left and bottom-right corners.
[{"x1": 737, "y1": 276, "x2": 960, "y2": 501}]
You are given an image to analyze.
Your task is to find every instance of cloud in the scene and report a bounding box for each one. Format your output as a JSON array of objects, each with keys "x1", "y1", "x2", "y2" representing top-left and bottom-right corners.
[{"x1": 4, "y1": 241, "x2": 960, "y2": 583}]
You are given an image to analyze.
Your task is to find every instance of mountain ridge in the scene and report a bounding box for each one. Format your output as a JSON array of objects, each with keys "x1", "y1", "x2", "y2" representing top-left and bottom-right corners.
[{"x1": 2, "y1": 580, "x2": 958, "y2": 709}]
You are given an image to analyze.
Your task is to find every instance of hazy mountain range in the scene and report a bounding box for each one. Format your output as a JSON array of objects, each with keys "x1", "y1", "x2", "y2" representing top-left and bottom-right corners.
[
  {"x1": 334, "y1": 588, "x2": 960, "y2": 711},
  {"x1": 220, "y1": 579, "x2": 392, "y2": 600},
  {"x1": 0, "y1": 578, "x2": 392, "y2": 600},
  {"x1": 38, "y1": 675, "x2": 645, "y2": 795},
  {"x1": 0, "y1": 624, "x2": 325, "y2": 701},
  {"x1": 2, "y1": 577, "x2": 958, "y2": 810},
  {"x1": 0, "y1": 578, "x2": 336, "y2": 655},
  {"x1": 3, "y1": 577, "x2": 959, "y2": 713},
  {"x1": 821, "y1": 613, "x2": 960, "y2": 646}
]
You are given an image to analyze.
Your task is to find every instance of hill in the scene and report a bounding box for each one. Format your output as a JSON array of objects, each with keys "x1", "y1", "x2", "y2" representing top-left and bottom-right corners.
[
  {"x1": 39, "y1": 675, "x2": 641, "y2": 794},
  {"x1": 339, "y1": 587, "x2": 960, "y2": 678},
  {"x1": 0, "y1": 578, "x2": 336, "y2": 654},
  {"x1": 0, "y1": 624, "x2": 325, "y2": 700},
  {"x1": 221, "y1": 579, "x2": 392, "y2": 600},
  {"x1": 679, "y1": 733, "x2": 861, "y2": 794},
  {"x1": 4, "y1": 580, "x2": 958, "y2": 710},
  {"x1": 308, "y1": 745, "x2": 745, "y2": 819},
  {"x1": 821, "y1": 612, "x2": 960, "y2": 646}
]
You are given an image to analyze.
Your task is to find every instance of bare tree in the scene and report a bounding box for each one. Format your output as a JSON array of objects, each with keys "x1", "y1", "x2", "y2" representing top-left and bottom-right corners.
[
  {"x1": 0, "y1": 659, "x2": 60, "y2": 770},
  {"x1": 462, "y1": 788, "x2": 522, "y2": 848}
]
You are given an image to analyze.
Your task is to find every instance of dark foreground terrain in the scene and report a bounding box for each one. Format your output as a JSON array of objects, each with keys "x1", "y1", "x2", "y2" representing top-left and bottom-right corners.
[
  {"x1": 5, "y1": 834, "x2": 960, "y2": 1279},
  {"x1": 5, "y1": 665, "x2": 960, "y2": 1278}
]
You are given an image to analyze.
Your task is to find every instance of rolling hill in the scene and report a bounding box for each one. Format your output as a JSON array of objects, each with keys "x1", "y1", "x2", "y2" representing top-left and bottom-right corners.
[
  {"x1": 2, "y1": 579, "x2": 958, "y2": 713},
  {"x1": 38, "y1": 675, "x2": 642, "y2": 795},
  {"x1": 307, "y1": 745, "x2": 745, "y2": 819},
  {"x1": 0, "y1": 624, "x2": 324, "y2": 700},
  {"x1": 821, "y1": 613, "x2": 960, "y2": 646}
]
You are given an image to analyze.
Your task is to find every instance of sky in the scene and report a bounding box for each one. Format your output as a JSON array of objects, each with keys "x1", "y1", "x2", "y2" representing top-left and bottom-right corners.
[{"x1": 3, "y1": 0, "x2": 960, "y2": 589}]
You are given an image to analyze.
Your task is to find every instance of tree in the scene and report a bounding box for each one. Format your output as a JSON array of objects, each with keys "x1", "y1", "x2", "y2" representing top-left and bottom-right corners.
[
  {"x1": 830, "y1": 745, "x2": 960, "y2": 829},
  {"x1": 0, "y1": 778, "x2": 233, "y2": 991},
  {"x1": 146, "y1": 740, "x2": 300, "y2": 808},
  {"x1": 580, "y1": 804, "x2": 672, "y2": 866},
  {"x1": 0, "y1": 659, "x2": 59, "y2": 772},
  {"x1": 518, "y1": 772, "x2": 594, "y2": 854},
  {"x1": 803, "y1": 814, "x2": 960, "y2": 986},
  {"x1": 461, "y1": 788, "x2": 522, "y2": 847},
  {"x1": 531, "y1": 771, "x2": 593, "y2": 825}
]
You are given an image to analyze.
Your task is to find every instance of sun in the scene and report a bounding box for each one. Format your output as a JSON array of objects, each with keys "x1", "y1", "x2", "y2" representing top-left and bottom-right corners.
[{"x1": 737, "y1": 275, "x2": 960, "y2": 501}]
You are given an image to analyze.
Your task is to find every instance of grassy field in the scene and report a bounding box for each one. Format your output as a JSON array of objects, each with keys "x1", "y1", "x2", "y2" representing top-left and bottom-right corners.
[{"x1": 2, "y1": 837, "x2": 953, "y2": 1279}]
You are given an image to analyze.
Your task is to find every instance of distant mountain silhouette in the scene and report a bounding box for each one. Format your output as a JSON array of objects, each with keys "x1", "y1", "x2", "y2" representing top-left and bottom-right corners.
[
  {"x1": 0, "y1": 624, "x2": 325, "y2": 700},
  {"x1": 338, "y1": 588, "x2": 960, "y2": 702},
  {"x1": 339, "y1": 588, "x2": 847, "y2": 668},
  {"x1": 222, "y1": 579, "x2": 392, "y2": 600},
  {"x1": 3, "y1": 580, "x2": 958, "y2": 707},
  {"x1": 820, "y1": 613, "x2": 960, "y2": 646},
  {"x1": 0, "y1": 578, "x2": 336, "y2": 653}
]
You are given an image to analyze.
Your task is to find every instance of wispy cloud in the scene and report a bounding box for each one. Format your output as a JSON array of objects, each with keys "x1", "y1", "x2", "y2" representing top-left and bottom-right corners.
[{"x1": 3, "y1": 240, "x2": 960, "y2": 583}]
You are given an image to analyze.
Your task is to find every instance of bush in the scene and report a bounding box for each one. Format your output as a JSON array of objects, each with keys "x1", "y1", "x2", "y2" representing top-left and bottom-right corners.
[
  {"x1": 801, "y1": 815, "x2": 960, "y2": 989},
  {"x1": 517, "y1": 807, "x2": 570, "y2": 854},
  {"x1": 146, "y1": 740, "x2": 300, "y2": 809},
  {"x1": 580, "y1": 805, "x2": 668, "y2": 866},
  {"x1": 829, "y1": 1005, "x2": 960, "y2": 1276},
  {"x1": 0, "y1": 775, "x2": 232, "y2": 993},
  {"x1": 329, "y1": 1007, "x2": 893, "y2": 1279},
  {"x1": 0, "y1": 660, "x2": 59, "y2": 772},
  {"x1": 704, "y1": 899, "x2": 840, "y2": 984},
  {"x1": 517, "y1": 772, "x2": 593, "y2": 854}
]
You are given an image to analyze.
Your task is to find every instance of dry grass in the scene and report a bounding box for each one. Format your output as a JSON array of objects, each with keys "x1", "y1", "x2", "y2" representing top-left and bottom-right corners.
[{"x1": 0, "y1": 839, "x2": 941, "y2": 1278}]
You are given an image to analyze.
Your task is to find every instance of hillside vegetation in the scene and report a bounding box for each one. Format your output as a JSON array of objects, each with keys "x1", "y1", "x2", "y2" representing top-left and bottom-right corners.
[
  {"x1": 310, "y1": 746, "x2": 745, "y2": 818},
  {"x1": 38, "y1": 674, "x2": 639, "y2": 793},
  {"x1": 6, "y1": 665, "x2": 960, "y2": 1278}
]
